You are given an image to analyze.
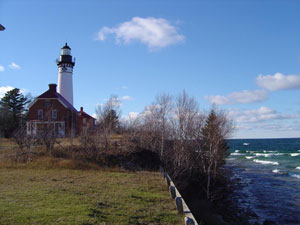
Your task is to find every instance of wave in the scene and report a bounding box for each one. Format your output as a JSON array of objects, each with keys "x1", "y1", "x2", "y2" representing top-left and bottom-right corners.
[
  {"x1": 255, "y1": 153, "x2": 271, "y2": 157},
  {"x1": 272, "y1": 169, "x2": 281, "y2": 173},
  {"x1": 291, "y1": 153, "x2": 300, "y2": 157},
  {"x1": 289, "y1": 173, "x2": 300, "y2": 179},
  {"x1": 255, "y1": 153, "x2": 284, "y2": 157},
  {"x1": 263, "y1": 150, "x2": 277, "y2": 153},
  {"x1": 230, "y1": 153, "x2": 244, "y2": 156},
  {"x1": 246, "y1": 156, "x2": 255, "y2": 159},
  {"x1": 253, "y1": 159, "x2": 279, "y2": 165}
]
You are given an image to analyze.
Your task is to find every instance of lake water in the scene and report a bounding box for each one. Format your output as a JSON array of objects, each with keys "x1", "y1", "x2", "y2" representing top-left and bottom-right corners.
[{"x1": 226, "y1": 138, "x2": 300, "y2": 225}]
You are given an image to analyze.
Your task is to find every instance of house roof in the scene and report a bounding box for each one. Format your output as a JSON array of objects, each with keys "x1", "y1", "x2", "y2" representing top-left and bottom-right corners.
[
  {"x1": 79, "y1": 107, "x2": 96, "y2": 120},
  {"x1": 29, "y1": 85, "x2": 78, "y2": 113}
]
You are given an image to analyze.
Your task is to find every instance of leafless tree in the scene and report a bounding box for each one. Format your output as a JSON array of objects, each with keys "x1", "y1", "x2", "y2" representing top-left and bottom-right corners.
[
  {"x1": 95, "y1": 95, "x2": 121, "y2": 150},
  {"x1": 153, "y1": 93, "x2": 173, "y2": 159},
  {"x1": 13, "y1": 124, "x2": 36, "y2": 161},
  {"x1": 167, "y1": 91, "x2": 203, "y2": 179}
]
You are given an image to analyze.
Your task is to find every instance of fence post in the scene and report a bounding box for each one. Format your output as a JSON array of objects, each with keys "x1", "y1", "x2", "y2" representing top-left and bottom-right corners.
[{"x1": 176, "y1": 197, "x2": 184, "y2": 214}]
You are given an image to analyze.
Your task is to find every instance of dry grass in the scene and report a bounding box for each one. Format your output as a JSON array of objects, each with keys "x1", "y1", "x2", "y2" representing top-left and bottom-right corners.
[{"x1": 0, "y1": 138, "x2": 182, "y2": 225}]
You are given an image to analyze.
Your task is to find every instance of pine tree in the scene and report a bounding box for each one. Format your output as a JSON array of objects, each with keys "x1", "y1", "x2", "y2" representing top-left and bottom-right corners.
[
  {"x1": 200, "y1": 109, "x2": 230, "y2": 199},
  {"x1": 0, "y1": 88, "x2": 29, "y2": 137}
]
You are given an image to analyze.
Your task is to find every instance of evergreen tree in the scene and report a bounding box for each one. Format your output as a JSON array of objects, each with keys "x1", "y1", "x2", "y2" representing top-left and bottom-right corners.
[
  {"x1": 0, "y1": 88, "x2": 29, "y2": 137},
  {"x1": 200, "y1": 109, "x2": 230, "y2": 199},
  {"x1": 104, "y1": 109, "x2": 119, "y2": 132}
]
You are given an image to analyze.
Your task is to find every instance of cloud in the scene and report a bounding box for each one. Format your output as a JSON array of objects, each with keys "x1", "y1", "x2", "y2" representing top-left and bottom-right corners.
[
  {"x1": 121, "y1": 95, "x2": 133, "y2": 100},
  {"x1": 116, "y1": 86, "x2": 128, "y2": 90},
  {"x1": 96, "y1": 17, "x2": 185, "y2": 49},
  {"x1": 0, "y1": 65, "x2": 4, "y2": 72},
  {"x1": 206, "y1": 90, "x2": 268, "y2": 105},
  {"x1": 121, "y1": 111, "x2": 141, "y2": 123},
  {"x1": 91, "y1": 113, "x2": 98, "y2": 120},
  {"x1": 8, "y1": 62, "x2": 21, "y2": 70},
  {"x1": 0, "y1": 86, "x2": 14, "y2": 98},
  {"x1": 256, "y1": 73, "x2": 300, "y2": 91},
  {"x1": 228, "y1": 106, "x2": 300, "y2": 123}
]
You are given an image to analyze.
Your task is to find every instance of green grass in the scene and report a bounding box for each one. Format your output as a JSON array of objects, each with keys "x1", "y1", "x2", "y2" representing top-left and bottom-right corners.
[{"x1": 0, "y1": 168, "x2": 182, "y2": 225}]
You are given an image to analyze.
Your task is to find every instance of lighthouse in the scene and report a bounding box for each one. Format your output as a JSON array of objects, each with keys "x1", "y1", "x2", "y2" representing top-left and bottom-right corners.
[{"x1": 57, "y1": 43, "x2": 75, "y2": 105}]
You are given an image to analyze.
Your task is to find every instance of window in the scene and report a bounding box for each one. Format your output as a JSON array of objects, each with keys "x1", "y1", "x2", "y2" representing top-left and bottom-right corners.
[
  {"x1": 38, "y1": 109, "x2": 43, "y2": 119},
  {"x1": 45, "y1": 99, "x2": 50, "y2": 107},
  {"x1": 52, "y1": 109, "x2": 57, "y2": 119},
  {"x1": 83, "y1": 118, "x2": 86, "y2": 125}
]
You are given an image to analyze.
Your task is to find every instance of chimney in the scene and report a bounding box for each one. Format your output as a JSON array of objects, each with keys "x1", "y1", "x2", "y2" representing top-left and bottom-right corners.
[
  {"x1": 49, "y1": 84, "x2": 57, "y2": 92},
  {"x1": 80, "y1": 107, "x2": 83, "y2": 112}
]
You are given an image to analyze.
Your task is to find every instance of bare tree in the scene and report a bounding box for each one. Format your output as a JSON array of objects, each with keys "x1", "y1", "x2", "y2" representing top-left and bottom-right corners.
[
  {"x1": 154, "y1": 93, "x2": 173, "y2": 159},
  {"x1": 167, "y1": 90, "x2": 203, "y2": 179},
  {"x1": 13, "y1": 125, "x2": 36, "y2": 161},
  {"x1": 95, "y1": 95, "x2": 121, "y2": 150}
]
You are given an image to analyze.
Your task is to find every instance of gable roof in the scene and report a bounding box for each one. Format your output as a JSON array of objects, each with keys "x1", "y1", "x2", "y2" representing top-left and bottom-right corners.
[
  {"x1": 79, "y1": 110, "x2": 96, "y2": 120},
  {"x1": 78, "y1": 107, "x2": 96, "y2": 120},
  {"x1": 29, "y1": 84, "x2": 77, "y2": 113}
]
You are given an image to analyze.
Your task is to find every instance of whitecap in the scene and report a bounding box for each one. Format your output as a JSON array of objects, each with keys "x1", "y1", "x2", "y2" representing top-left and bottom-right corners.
[
  {"x1": 246, "y1": 156, "x2": 254, "y2": 159},
  {"x1": 235, "y1": 150, "x2": 239, "y2": 153},
  {"x1": 253, "y1": 159, "x2": 279, "y2": 165},
  {"x1": 291, "y1": 153, "x2": 300, "y2": 157},
  {"x1": 230, "y1": 153, "x2": 244, "y2": 156},
  {"x1": 227, "y1": 158, "x2": 236, "y2": 161},
  {"x1": 289, "y1": 173, "x2": 300, "y2": 179},
  {"x1": 272, "y1": 169, "x2": 280, "y2": 173},
  {"x1": 255, "y1": 153, "x2": 272, "y2": 157},
  {"x1": 296, "y1": 166, "x2": 300, "y2": 170}
]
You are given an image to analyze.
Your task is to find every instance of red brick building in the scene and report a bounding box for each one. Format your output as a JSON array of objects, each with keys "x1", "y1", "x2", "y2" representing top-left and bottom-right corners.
[
  {"x1": 27, "y1": 84, "x2": 78, "y2": 137},
  {"x1": 78, "y1": 107, "x2": 96, "y2": 135},
  {"x1": 26, "y1": 44, "x2": 96, "y2": 137}
]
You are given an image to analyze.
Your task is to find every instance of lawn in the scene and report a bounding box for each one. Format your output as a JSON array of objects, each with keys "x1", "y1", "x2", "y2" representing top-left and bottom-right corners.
[{"x1": 0, "y1": 168, "x2": 182, "y2": 225}]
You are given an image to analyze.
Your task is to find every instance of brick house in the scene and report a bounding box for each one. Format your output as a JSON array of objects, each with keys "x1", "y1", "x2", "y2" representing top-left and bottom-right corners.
[
  {"x1": 27, "y1": 84, "x2": 78, "y2": 137},
  {"x1": 78, "y1": 107, "x2": 96, "y2": 135}
]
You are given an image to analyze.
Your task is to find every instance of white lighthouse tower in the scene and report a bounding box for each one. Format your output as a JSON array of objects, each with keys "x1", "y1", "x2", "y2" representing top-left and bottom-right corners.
[{"x1": 57, "y1": 43, "x2": 75, "y2": 105}]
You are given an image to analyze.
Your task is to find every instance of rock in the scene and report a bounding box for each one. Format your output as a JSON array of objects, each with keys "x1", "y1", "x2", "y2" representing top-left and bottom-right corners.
[{"x1": 263, "y1": 220, "x2": 276, "y2": 225}]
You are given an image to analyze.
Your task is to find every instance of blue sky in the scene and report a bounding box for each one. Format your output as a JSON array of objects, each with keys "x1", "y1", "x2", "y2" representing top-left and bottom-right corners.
[{"x1": 1, "y1": 0, "x2": 300, "y2": 138}]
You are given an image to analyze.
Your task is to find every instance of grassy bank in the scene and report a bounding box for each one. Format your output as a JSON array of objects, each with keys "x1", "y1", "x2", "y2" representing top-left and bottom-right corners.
[
  {"x1": 0, "y1": 168, "x2": 182, "y2": 225},
  {"x1": 0, "y1": 138, "x2": 182, "y2": 224}
]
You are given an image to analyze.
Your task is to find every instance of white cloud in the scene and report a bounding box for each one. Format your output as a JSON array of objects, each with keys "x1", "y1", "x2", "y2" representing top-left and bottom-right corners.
[
  {"x1": 116, "y1": 86, "x2": 128, "y2": 90},
  {"x1": 121, "y1": 112, "x2": 141, "y2": 123},
  {"x1": 228, "y1": 106, "x2": 300, "y2": 123},
  {"x1": 96, "y1": 17, "x2": 185, "y2": 49},
  {"x1": 206, "y1": 90, "x2": 268, "y2": 105},
  {"x1": 8, "y1": 62, "x2": 21, "y2": 70},
  {"x1": 0, "y1": 65, "x2": 4, "y2": 72},
  {"x1": 256, "y1": 73, "x2": 300, "y2": 91},
  {"x1": 121, "y1": 95, "x2": 133, "y2": 100},
  {"x1": 0, "y1": 86, "x2": 14, "y2": 98},
  {"x1": 128, "y1": 112, "x2": 139, "y2": 119},
  {"x1": 91, "y1": 113, "x2": 98, "y2": 120}
]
